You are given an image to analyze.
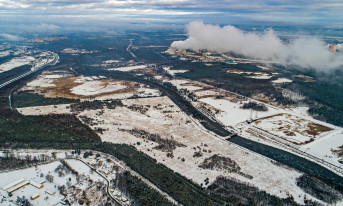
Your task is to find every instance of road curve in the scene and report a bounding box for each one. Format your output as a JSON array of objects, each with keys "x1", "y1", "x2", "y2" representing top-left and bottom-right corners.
[{"x1": 0, "y1": 52, "x2": 59, "y2": 89}]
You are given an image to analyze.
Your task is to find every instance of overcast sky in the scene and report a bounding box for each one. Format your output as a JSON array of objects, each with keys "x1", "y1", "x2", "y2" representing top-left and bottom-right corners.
[{"x1": 1, "y1": 0, "x2": 343, "y2": 32}]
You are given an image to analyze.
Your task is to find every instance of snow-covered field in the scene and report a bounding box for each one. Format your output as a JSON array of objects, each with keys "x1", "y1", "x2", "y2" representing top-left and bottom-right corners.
[
  {"x1": 108, "y1": 65, "x2": 147, "y2": 71},
  {"x1": 0, "y1": 56, "x2": 35, "y2": 73},
  {"x1": 302, "y1": 131, "x2": 343, "y2": 166},
  {"x1": 248, "y1": 72, "x2": 273, "y2": 79},
  {"x1": 21, "y1": 72, "x2": 161, "y2": 101},
  {"x1": 103, "y1": 60, "x2": 120, "y2": 64},
  {"x1": 162, "y1": 66, "x2": 189, "y2": 76},
  {"x1": 0, "y1": 50, "x2": 10, "y2": 58},
  {"x1": 64, "y1": 159, "x2": 104, "y2": 183},
  {"x1": 70, "y1": 96, "x2": 324, "y2": 204},
  {"x1": 253, "y1": 113, "x2": 333, "y2": 145},
  {"x1": 18, "y1": 104, "x2": 72, "y2": 116},
  {"x1": 71, "y1": 81, "x2": 127, "y2": 96},
  {"x1": 199, "y1": 97, "x2": 279, "y2": 127},
  {"x1": 168, "y1": 79, "x2": 207, "y2": 91},
  {"x1": 25, "y1": 75, "x2": 56, "y2": 89},
  {"x1": 272, "y1": 78, "x2": 293, "y2": 84}
]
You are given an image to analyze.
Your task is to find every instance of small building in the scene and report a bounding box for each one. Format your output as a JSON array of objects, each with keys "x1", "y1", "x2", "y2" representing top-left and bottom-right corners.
[
  {"x1": 45, "y1": 190, "x2": 56, "y2": 196},
  {"x1": 31, "y1": 193, "x2": 40, "y2": 200},
  {"x1": 3, "y1": 178, "x2": 30, "y2": 193},
  {"x1": 30, "y1": 181, "x2": 44, "y2": 189},
  {"x1": 7, "y1": 180, "x2": 30, "y2": 193},
  {"x1": 2, "y1": 178, "x2": 26, "y2": 191}
]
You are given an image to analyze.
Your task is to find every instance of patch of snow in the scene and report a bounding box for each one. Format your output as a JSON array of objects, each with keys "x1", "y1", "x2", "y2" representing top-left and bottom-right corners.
[
  {"x1": 64, "y1": 159, "x2": 104, "y2": 182},
  {"x1": 199, "y1": 97, "x2": 278, "y2": 127},
  {"x1": 248, "y1": 72, "x2": 273, "y2": 79},
  {"x1": 168, "y1": 79, "x2": 203, "y2": 91},
  {"x1": 71, "y1": 81, "x2": 126, "y2": 96},
  {"x1": 25, "y1": 76, "x2": 55, "y2": 88},
  {"x1": 272, "y1": 78, "x2": 293, "y2": 84},
  {"x1": 302, "y1": 131, "x2": 343, "y2": 167},
  {"x1": 0, "y1": 56, "x2": 35, "y2": 73},
  {"x1": 108, "y1": 65, "x2": 147, "y2": 71},
  {"x1": 0, "y1": 50, "x2": 10, "y2": 58},
  {"x1": 17, "y1": 104, "x2": 72, "y2": 115},
  {"x1": 103, "y1": 60, "x2": 120, "y2": 64},
  {"x1": 44, "y1": 74, "x2": 64, "y2": 79},
  {"x1": 167, "y1": 69, "x2": 189, "y2": 76}
]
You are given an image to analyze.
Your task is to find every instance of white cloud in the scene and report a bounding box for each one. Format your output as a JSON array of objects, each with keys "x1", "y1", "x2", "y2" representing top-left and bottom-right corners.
[
  {"x1": 171, "y1": 21, "x2": 343, "y2": 70},
  {"x1": 0, "y1": 33, "x2": 23, "y2": 41}
]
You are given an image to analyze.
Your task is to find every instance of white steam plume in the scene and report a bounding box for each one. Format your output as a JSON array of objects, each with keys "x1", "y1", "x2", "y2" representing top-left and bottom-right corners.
[{"x1": 171, "y1": 21, "x2": 343, "y2": 70}]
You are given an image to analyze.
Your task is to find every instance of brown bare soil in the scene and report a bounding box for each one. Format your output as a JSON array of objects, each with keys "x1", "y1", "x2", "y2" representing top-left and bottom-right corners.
[{"x1": 39, "y1": 77, "x2": 137, "y2": 100}]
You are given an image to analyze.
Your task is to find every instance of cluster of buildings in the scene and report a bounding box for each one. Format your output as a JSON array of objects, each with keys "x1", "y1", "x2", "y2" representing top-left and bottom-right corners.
[
  {"x1": 111, "y1": 189, "x2": 130, "y2": 205},
  {"x1": 2, "y1": 178, "x2": 55, "y2": 201}
]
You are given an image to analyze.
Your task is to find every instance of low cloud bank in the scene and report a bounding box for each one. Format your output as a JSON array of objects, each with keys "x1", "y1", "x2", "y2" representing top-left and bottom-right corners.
[
  {"x1": 171, "y1": 21, "x2": 343, "y2": 70},
  {"x1": 0, "y1": 33, "x2": 23, "y2": 41}
]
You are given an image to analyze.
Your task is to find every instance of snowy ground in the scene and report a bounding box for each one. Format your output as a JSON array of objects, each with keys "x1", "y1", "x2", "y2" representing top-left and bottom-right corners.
[
  {"x1": 71, "y1": 96, "x2": 324, "y2": 204},
  {"x1": 25, "y1": 76, "x2": 56, "y2": 89},
  {"x1": 0, "y1": 161, "x2": 75, "y2": 206},
  {"x1": 194, "y1": 90, "x2": 221, "y2": 97},
  {"x1": 168, "y1": 79, "x2": 208, "y2": 91},
  {"x1": 302, "y1": 131, "x2": 343, "y2": 166},
  {"x1": 0, "y1": 50, "x2": 10, "y2": 58},
  {"x1": 18, "y1": 104, "x2": 72, "y2": 116},
  {"x1": 21, "y1": 72, "x2": 161, "y2": 101},
  {"x1": 247, "y1": 72, "x2": 273, "y2": 79},
  {"x1": 162, "y1": 67, "x2": 188, "y2": 76},
  {"x1": 71, "y1": 81, "x2": 127, "y2": 96},
  {"x1": 0, "y1": 56, "x2": 35, "y2": 73},
  {"x1": 103, "y1": 60, "x2": 120, "y2": 64},
  {"x1": 199, "y1": 97, "x2": 279, "y2": 127},
  {"x1": 253, "y1": 113, "x2": 333, "y2": 145},
  {"x1": 272, "y1": 78, "x2": 293, "y2": 84},
  {"x1": 0, "y1": 150, "x2": 121, "y2": 206},
  {"x1": 108, "y1": 65, "x2": 147, "y2": 71}
]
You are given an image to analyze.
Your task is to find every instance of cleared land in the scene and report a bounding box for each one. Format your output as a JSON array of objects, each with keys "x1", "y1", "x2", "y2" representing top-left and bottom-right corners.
[
  {"x1": 17, "y1": 96, "x2": 324, "y2": 204},
  {"x1": 21, "y1": 71, "x2": 160, "y2": 100},
  {"x1": 253, "y1": 113, "x2": 333, "y2": 145}
]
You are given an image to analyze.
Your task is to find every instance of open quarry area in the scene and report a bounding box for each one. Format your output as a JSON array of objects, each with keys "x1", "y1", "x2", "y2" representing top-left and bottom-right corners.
[{"x1": 0, "y1": 149, "x2": 131, "y2": 206}]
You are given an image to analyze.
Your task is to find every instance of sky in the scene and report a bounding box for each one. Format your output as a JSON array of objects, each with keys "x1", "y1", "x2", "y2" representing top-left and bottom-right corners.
[{"x1": 1, "y1": 0, "x2": 343, "y2": 33}]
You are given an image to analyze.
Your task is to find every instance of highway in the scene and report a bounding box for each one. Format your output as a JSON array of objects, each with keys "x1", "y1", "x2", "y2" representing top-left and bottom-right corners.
[
  {"x1": 0, "y1": 52, "x2": 59, "y2": 90},
  {"x1": 127, "y1": 40, "x2": 137, "y2": 60}
]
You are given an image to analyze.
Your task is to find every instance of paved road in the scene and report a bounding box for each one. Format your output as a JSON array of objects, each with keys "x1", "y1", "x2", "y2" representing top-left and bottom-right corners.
[{"x1": 0, "y1": 52, "x2": 59, "y2": 89}]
